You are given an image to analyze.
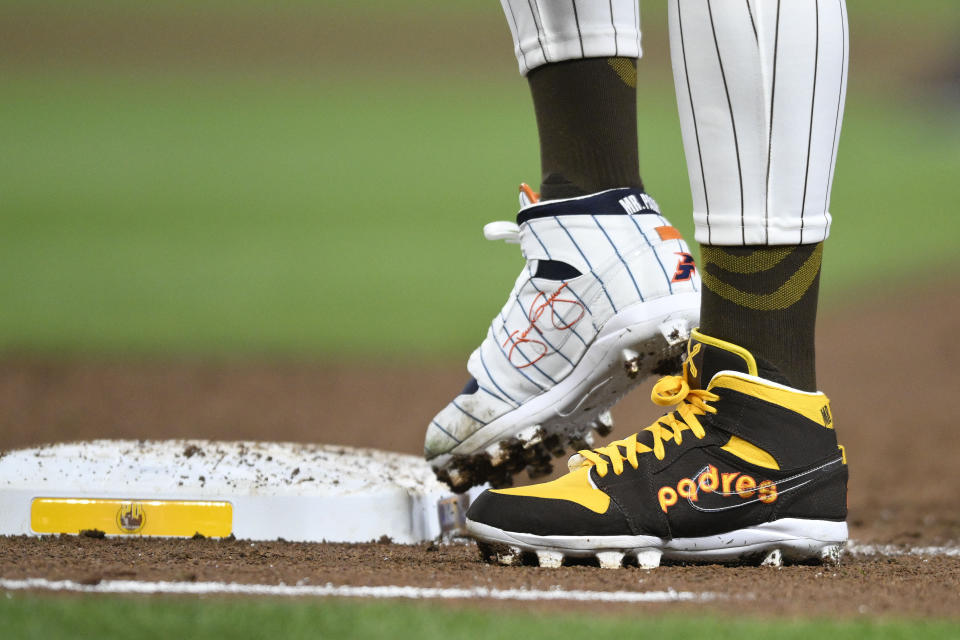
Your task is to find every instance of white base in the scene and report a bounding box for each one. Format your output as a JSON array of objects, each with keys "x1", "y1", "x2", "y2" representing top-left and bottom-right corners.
[{"x1": 0, "y1": 440, "x2": 480, "y2": 543}]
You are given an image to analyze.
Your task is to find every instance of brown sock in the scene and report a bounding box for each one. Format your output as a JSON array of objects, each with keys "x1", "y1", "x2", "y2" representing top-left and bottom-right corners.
[
  {"x1": 527, "y1": 57, "x2": 643, "y2": 201},
  {"x1": 698, "y1": 243, "x2": 823, "y2": 391}
]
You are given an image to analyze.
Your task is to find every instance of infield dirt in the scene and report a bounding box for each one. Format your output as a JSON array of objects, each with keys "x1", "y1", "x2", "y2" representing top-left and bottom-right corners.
[{"x1": 1, "y1": 285, "x2": 959, "y2": 616}]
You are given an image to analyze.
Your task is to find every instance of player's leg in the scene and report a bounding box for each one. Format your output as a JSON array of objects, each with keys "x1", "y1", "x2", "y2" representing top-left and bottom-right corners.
[
  {"x1": 528, "y1": 58, "x2": 642, "y2": 200},
  {"x1": 671, "y1": 0, "x2": 848, "y2": 391},
  {"x1": 465, "y1": 0, "x2": 851, "y2": 568},
  {"x1": 508, "y1": 0, "x2": 640, "y2": 200},
  {"x1": 425, "y1": 0, "x2": 701, "y2": 491}
]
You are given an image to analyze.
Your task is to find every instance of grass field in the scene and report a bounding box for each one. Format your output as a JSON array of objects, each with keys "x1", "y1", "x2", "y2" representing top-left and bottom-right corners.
[
  {"x1": 1, "y1": 0, "x2": 958, "y2": 359},
  {"x1": 1, "y1": 0, "x2": 958, "y2": 636},
  {"x1": 3, "y1": 594, "x2": 958, "y2": 640},
  {"x1": 1, "y1": 75, "x2": 957, "y2": 358}
]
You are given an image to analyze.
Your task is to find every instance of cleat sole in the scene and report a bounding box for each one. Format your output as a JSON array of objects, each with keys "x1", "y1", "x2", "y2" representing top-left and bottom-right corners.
[
  {"x1": 430, "y1": 293, "x2": 700, "y2": 491},
  {"x1": 467, "y1": 518, "x2": 847, "y2": 569}
]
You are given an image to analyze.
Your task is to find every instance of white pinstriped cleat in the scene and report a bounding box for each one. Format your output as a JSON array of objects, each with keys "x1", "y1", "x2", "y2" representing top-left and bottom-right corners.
[{"x1": 426, "y1": 184, "x2": 701, "y2": 492}]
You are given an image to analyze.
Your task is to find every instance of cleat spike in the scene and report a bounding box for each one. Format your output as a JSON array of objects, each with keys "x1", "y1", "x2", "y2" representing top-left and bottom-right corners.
[
  {"x1": 658, "y1": 318, "x2": 691, "y2": 345},
  {"x1": 485, "y1": 443, "x2": 507, "y2": 467},
  {"x1": 517, "y1": 425, "x2": 545, "y2": 449},
  {"x1": 536, "y1": 550, "x2": 563, "y2": 568},
  {"x1": 760, "y1": 548, "x2": 783, "y2": 568},
  {"x1": 583, "y1": 432, "x2": 595, "y2": 447},
  {"x1": 446, "y1": 468, "x2": 465, "y2": 488},
  {"x1": 594, "y1": 410, "x2": 614, "y2": 437},
  {"x1": 596, "y1": 551, "x2": 624, "y2": 569},
  {"x1": 820, "y1": 543, "x2": 844, "y2": 566},
  {"x1": 635, "y1": 549, "x2": 662, "y2": 570},
  {"x1": 497, "y1": 546, "x2": 523, "y2": 566},
  {"x1": 622, "y1": 349, "x2": 642, "y2": 378}
]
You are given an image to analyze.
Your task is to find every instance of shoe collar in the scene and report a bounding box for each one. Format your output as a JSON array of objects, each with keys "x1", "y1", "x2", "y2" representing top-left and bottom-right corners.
[
  {"x1": 516, "y1": 187, "x2": 659, "y2": 225},
  {"x1": 706, "y1": 369, "x2": 825, "y2": 396}
]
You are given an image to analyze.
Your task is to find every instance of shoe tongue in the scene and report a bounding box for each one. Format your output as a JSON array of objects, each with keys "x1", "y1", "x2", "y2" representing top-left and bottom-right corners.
[{"x1": 686, "y1": 330, "x2": 759, "y2": 389}]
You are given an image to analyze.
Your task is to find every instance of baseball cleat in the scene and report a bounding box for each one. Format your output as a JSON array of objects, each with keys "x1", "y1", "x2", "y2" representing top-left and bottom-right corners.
[
  {"x1": 467, "y1": 329, "x2": 849, "y2": 568},
  {"x1": 426, "y1": 184, "x2": 701, "y2": 491}
]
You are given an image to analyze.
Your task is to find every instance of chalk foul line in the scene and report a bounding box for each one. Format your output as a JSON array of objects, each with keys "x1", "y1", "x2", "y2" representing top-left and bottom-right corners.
[
  {"x1": 845, "y1": 543, "x2": 960, "y2": 558},
  {"x1": 0, "y1": 577, "x2": 719, "y2": 603},
  {"x1": 1, "y1": 543, "x2": 956, "y2": 602}
]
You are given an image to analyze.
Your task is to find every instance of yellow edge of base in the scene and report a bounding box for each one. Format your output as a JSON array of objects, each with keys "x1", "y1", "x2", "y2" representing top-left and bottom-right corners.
[{"x1": 31, "y1": 498, "x2": 233, "y2": 537}]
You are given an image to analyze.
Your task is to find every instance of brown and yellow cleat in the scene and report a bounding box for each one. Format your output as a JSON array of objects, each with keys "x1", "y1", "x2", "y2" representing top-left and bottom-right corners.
[{"x1": 466, "y1": 329, "x2": 848, "y2": 569}]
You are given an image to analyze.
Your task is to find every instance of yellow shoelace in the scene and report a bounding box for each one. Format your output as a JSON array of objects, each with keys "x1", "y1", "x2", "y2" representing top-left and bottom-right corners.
[{"x1": 577, "y1": 364, "x2": 719, "y2": 478}]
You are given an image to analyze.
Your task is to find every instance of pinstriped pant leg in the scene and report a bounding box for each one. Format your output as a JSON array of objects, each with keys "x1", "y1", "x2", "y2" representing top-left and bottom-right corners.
[
  {"x1": 669, "y1": 0, "x2": 849, "y2": 246},
  {"x1": 501, "y1": 0, "x2": 643, "y2": 75}
]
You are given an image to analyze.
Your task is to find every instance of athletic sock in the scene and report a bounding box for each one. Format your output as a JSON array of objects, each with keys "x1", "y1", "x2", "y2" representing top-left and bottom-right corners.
[
  {"x1": 698, "y1": 243, "x2": 824, "y2": 391},
  {"x1": 527, "y1": 57, "x2": 643, "y2": 201}
]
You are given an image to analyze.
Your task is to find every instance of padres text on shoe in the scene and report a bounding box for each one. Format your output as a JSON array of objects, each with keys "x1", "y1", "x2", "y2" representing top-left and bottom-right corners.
[
  {"x1": 426, "y1": 184, "x2": 701, "y2": 491},
  {"x1": 465, "y1": 330, "x2": 848, "y2": 567}
]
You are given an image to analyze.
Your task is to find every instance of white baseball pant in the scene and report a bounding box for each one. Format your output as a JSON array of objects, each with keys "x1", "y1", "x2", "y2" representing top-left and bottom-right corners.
[{"x1": 500, "y1": 0, "x2": 849, "y2": 246}]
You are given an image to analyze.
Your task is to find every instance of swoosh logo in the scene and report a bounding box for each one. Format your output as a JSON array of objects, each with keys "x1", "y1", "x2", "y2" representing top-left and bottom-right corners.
[{"x1": 686, "y1": 456, "x2": 843, "y2": 513}]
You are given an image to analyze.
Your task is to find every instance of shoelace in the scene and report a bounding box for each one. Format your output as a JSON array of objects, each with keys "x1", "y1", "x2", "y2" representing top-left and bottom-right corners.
[{"x1": 573, "y1": 356, "x2": 719, "y2": 478}]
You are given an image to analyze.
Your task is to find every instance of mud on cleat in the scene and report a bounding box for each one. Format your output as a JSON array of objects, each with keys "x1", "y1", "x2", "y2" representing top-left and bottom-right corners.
[
  {"x1": 465, "y1": 329, "x2": 849, "y2": 567},
  {"x1": 426, "y1": 184, "x2": 701, "y2": 492}
]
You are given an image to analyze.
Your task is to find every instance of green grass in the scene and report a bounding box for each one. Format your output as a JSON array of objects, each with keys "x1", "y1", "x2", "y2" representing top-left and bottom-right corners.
[
  {"x1": 4, "y1": 0, "x2": 957, "y2": 27},
  {"x1": 0, "y1": 1, "x2": 957, "y2": 359},
  {"x1": 2, "y1": 594, "x2": 957, "y2": 639},
  {"x1": 1, "y1": 69, "x2": 956, "y2": 359},
  {"x1": 0, "y1": 72, "x2": 535, "y2": 358}
]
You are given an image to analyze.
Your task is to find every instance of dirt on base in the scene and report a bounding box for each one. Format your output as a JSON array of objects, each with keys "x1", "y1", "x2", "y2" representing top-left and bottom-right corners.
[{"x1": 1, "y1": 285, "x2": 959, "y2": 616}]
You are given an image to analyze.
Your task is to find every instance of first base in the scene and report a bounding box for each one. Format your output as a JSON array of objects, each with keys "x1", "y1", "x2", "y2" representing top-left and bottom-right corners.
[{"x1": 0, "y1": 440, "x2": 480, "y2": 543}]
